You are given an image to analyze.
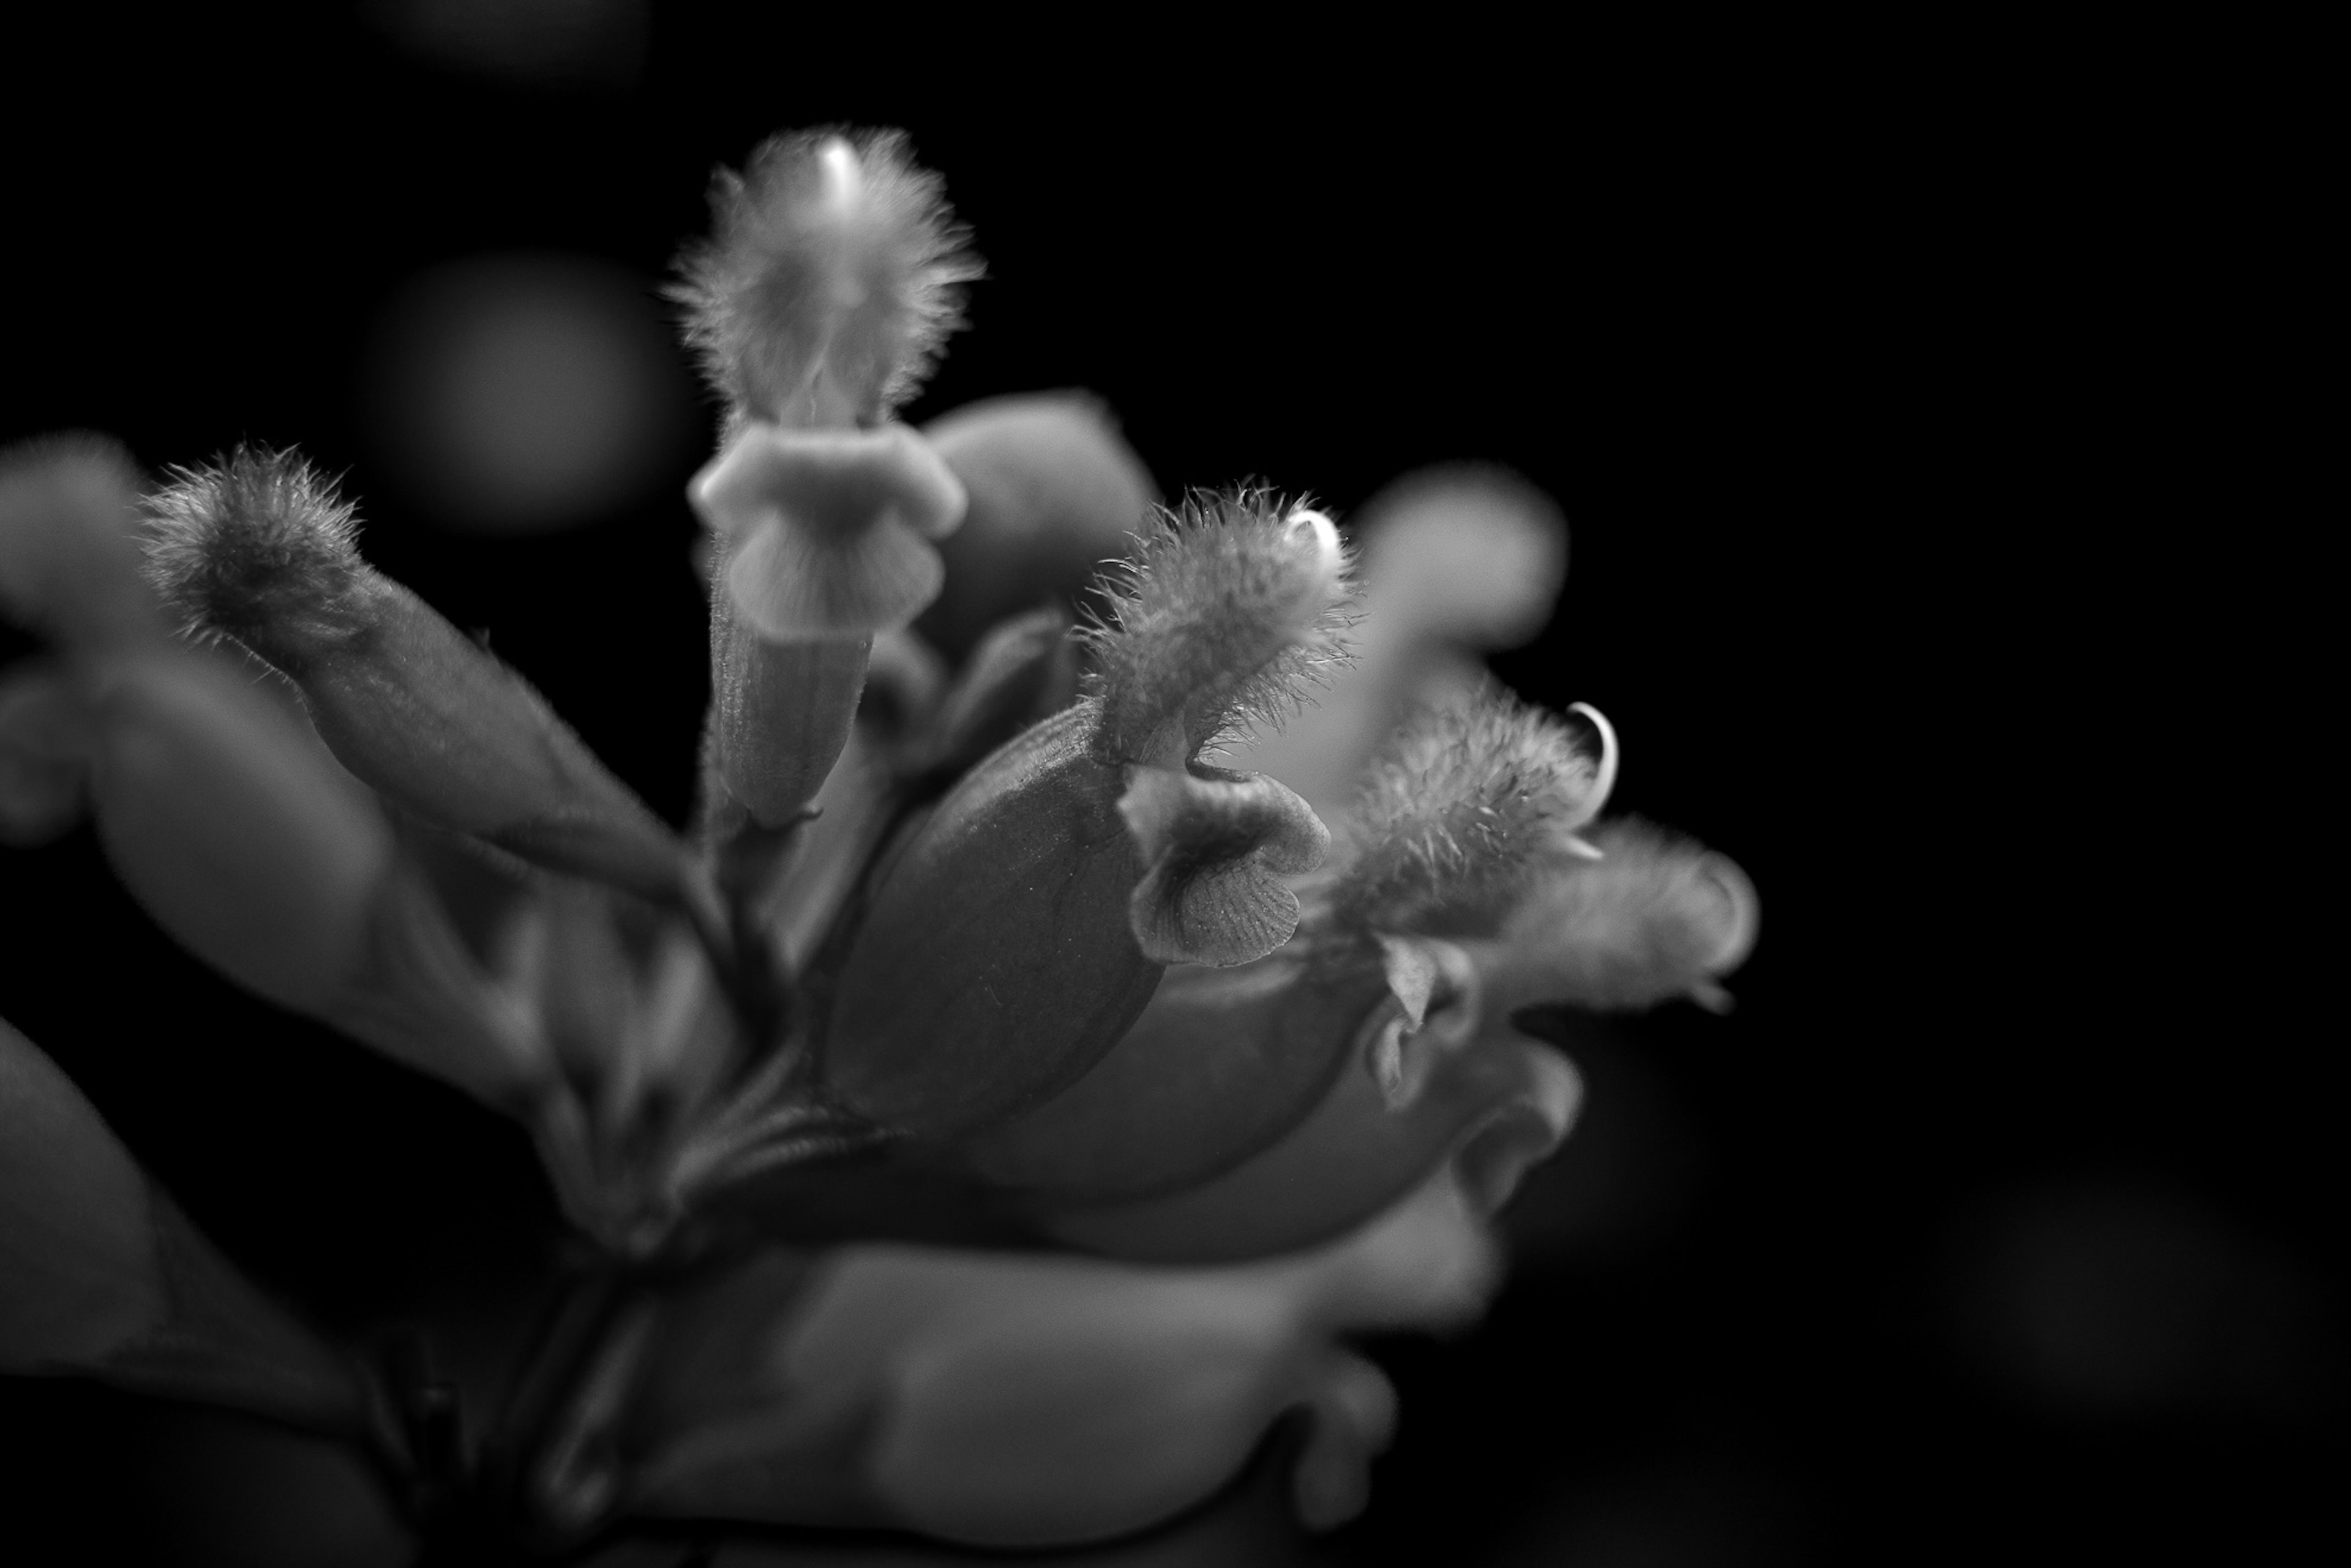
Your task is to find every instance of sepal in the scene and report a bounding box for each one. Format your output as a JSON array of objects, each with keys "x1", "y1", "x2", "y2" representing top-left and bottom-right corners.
[{"x1": 1043, "y1": 1015, "x2": 1583, "y2": 1265}]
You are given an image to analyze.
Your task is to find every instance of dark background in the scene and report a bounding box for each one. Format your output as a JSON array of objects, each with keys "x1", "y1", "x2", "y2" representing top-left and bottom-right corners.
[{"x1": 1, "y1": 7, "x2": 2332, "y2": 1564}]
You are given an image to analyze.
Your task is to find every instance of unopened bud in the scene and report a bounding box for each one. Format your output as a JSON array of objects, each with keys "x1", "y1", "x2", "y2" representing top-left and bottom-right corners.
[
  {"x1": 671, "y1": 129, "x2": 980, "y2": 427},
  {"x1": 144, "y1": 448, "x2": 696, "y2": 910},
  {"x1": 1329, "y1": 692, "x2": 1617, "y2": 937}
]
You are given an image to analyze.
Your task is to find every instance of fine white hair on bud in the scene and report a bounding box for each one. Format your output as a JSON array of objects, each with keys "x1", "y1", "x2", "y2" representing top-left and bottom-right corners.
[
  {"x1": 1327, "y1": 691, "x2": 1617, "y2": 937},
  {"x1": 1084, "y1": 490, "x2": 1354, "y2": 770},
  {"x1": 1472, "y1": 817, "x2": 1758, "y2": 1014},
  {"x1": 143, "y1": 447, "x2": 365, "y2": 659},
  {"x1": 670, "y1": 127, "x2": 982, "y2": 427}
]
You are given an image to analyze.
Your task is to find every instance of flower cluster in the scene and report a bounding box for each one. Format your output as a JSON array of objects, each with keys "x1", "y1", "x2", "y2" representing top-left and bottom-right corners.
[{"x1": 0, "y1": 129, "x2": 1754, "y2": 1555}]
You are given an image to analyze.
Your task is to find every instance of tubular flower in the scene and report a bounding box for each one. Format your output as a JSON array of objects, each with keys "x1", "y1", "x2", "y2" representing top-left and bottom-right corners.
[{"x1": 0, "y1": 126, "x2": 1757, "y2": 1558}]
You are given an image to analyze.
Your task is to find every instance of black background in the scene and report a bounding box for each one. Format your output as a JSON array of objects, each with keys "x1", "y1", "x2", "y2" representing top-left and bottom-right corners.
[{"x1": 1, "y1": 8, "x2": 2332, "y2": 1564}]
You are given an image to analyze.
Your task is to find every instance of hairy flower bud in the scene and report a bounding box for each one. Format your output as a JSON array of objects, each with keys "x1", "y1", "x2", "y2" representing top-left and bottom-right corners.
[
  {"x1": 671, "y1": 129, "x2": 980, "y2": 428},
  {"x1": 817, "y1": 495, "x2": 1350, "y2": 1139},
  {"x1": 144, "y1": 448, "x2": 697, "y2": 910},
  {"x1": 1327, "y1": 692, "x2": 1618, "y2": 937},
  {"x1": 0, "y1": 434, "x2": 159, "y2": 653},
  {"x1": 917, "y1": 392, "x2": 1158, "y2": 659}
]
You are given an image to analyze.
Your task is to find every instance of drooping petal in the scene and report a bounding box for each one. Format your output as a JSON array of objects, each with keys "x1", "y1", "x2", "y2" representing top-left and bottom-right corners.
[{"x1": 1119, "y1": 763, "x2": 1329, "y2": 966}]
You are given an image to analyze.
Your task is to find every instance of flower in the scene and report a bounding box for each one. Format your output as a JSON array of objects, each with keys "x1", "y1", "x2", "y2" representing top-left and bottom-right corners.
[{"x1": 0, "y1": 127, "x2": 1755, "y2": 1556}]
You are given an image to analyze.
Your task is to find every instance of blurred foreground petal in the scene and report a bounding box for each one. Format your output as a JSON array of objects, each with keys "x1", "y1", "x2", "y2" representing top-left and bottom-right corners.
[
  {"x1": 617, "y1": 1165, "x2": 1495, "y2": 1548},
  {"x1": 1, "y1": 1018, "x2": 365, "y2": 1431}
]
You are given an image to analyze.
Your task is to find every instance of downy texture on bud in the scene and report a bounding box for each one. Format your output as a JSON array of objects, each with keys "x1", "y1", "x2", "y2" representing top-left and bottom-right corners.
[
  {"x1": 144, "y1": 448, "x2": 697, "y2": 910},
  {"x1": 817, "y1": 493, "x2": 1349, "y2": 1139},
  {"x1": 1326, "y1": 691, "x2": 1618, "y2": 937},
  {"x1": 918, "y1": 392, "x2": 1160, "y2": 659},
  {"x1": 671, "y1": 129, "x2": 980, "y2": 427},
  {"x1": 0, "y1": 435, "x2": 160, "y2": 652}
]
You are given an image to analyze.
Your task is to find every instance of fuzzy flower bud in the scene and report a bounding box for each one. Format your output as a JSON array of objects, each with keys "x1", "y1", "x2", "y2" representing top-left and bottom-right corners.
[
  {"x1": 0, "y1": 435, "x2": 159, "y2": 653},
  {"x1": 815, "y1": 494, "x2": 1349, "y2": 1140},
  {"x1": 1327, "y1": 692, "x2": 1618, "y2": 937},
  {"x1": 1465, "y1": 817, "x2": 1759, "y2": 1015},
  {"x1": 144, "y1": 448, "x2": 697, "y2": 910},
  {"x1": 670, "y1": 129, "x2": 980, "y2": 428}
]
